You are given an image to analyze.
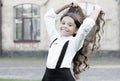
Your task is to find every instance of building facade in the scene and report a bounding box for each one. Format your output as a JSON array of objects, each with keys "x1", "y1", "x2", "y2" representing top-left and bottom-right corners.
[
  {"x1": 0, "y1": 0, "x2": 120, "y2": 57},
  {"x1": 0, "y1": 0, "x2": 2, "y2": 55}
]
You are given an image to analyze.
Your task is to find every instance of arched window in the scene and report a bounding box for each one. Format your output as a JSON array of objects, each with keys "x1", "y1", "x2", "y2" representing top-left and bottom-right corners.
[{"x1": 14, "y1": 3, "x2": 40, "y2": 42}]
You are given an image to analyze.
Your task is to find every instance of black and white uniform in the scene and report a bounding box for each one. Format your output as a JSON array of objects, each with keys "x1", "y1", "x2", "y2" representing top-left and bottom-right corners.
[{"x1": 42, "y1": 9, "x2": 95, "y2": 81}]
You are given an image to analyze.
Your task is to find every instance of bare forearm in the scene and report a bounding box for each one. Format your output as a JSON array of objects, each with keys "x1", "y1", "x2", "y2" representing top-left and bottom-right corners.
[
  {"x1": 54, "y1": 0, "x2": 82, "y2": 14},
  {"x1": 54, "y1": 3, "x2": 71, "y2": 14},
  {"x1": 89, "y1": 5, "x2": 102, "y2": 21}
]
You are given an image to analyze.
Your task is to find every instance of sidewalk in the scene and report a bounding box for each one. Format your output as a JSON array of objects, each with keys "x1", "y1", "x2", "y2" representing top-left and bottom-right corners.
[{"x1": 0, "y1": 57, "x2": 120, "y2": 81}]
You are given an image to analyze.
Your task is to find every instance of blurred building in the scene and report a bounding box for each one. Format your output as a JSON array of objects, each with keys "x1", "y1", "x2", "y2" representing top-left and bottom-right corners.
[{"x1": 0, "y1": 0, "x2": 120, "y2": 57}]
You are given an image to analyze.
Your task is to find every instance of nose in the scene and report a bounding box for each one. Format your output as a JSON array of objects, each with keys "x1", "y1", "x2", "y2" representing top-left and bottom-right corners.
[{"x1": 63, "y1": 24, "x2": 67, "y2": 29}]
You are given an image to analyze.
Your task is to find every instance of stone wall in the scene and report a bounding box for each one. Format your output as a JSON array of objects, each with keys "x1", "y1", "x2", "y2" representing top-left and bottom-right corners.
[
  {"x1": 2, "y1": 0, "x2": 50, "y2": 51},
  {"x1": 1, "y1": 50, "x2": 120, "y2": 58},
  {"x1": 0, "y1": 0, "x2": 2, "y2": 55},
  {"x1": 1, "y1": 0, "x2": 120, "y2": 57},
  {"x1": 44, "y1": 0, "x2": 120, "y2": 50},
  {"x1": 118, "y1": 0, "x2": 120, "y2": 49}
]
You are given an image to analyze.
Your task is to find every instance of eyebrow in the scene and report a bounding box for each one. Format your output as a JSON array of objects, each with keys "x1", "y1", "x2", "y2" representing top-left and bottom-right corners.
[
  {"x1": 61, "y1": 20, "x2": 76, "y2": 26},
  {"x1": 62, "y1": 20, "x2": 74, "y2": 24},
  {"x1": 68, "y1": 22, "x2": 76, "y2": 26}
]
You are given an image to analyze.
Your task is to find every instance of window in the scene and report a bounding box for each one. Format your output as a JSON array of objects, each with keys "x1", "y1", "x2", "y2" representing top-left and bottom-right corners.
[{"x1": 14, "y1": 4, "x2": 40, "y2": 42}]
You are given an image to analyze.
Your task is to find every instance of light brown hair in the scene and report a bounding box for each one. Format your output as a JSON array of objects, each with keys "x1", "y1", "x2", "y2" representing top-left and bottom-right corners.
[{"x1": 60, "y1": 6, "x2": 105, "y2": 79}]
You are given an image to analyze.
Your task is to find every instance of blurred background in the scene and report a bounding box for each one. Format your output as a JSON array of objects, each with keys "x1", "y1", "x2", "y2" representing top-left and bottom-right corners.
[{"x1": 0, "y1": 0, "x2": 120, "y2": 81}]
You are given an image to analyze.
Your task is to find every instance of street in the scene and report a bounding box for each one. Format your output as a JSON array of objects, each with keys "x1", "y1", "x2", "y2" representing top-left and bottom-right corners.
[{"x1": 0, "y1": 57, "x2": 120, "y2": 81}]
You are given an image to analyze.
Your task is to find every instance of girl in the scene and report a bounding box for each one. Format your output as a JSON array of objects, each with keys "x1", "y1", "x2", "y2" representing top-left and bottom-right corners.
[{"x1": 42, "y1": 1, "x2": 105, "y2": 81}]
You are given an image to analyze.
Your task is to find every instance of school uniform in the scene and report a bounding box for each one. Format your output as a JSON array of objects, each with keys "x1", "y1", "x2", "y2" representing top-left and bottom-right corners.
[{"x1": 42, "y1": 9, "x2": 95, "y2": 81}]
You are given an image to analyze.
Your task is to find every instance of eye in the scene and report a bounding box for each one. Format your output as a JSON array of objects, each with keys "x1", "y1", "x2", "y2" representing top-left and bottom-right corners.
[
  {"x1": 61, "y1": 22, "x2": 65, "y2": 25},
  {"x1": 68, "y1": 24, "x2": 72, "y2": 27}
]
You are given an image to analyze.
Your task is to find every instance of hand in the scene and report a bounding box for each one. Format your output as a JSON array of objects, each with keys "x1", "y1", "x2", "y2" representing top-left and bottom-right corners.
[
  {"x1": 69, "y1": 0, "x2": 80, "y2": 7},
  {"x1": 90, "y1": 4, "x2": 102, "y2": 21},
  {"x1": 93, "y1": 5, "x2": 102, "y2": 12},
  {"x1": 54, "y1": 0, "x2": 80, "y2": 14}
]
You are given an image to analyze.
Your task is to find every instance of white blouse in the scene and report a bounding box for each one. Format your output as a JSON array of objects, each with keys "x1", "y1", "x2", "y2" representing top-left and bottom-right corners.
[{"x1": 44, "y1": 9, "x2": 95, "y2": 69}]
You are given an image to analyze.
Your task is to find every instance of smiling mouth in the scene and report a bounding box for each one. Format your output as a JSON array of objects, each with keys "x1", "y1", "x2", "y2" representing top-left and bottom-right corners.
[
  {"x1": 62, "y1": 29, "x2": 69, "y2": 32},
  {"x1": 61, "y1": 28, "x2": 69, "y2": 32}
]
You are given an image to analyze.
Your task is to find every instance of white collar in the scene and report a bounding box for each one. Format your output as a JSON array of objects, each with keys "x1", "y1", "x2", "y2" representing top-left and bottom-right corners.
[{"x1": 59, "y1": 35, "x2": 73, "y2": 40}]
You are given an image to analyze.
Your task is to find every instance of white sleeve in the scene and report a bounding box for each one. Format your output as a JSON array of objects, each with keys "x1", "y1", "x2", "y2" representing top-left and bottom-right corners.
[
  {"x1": 72, "y1": 17, "x2": 95, "y2": 51},
  {"x1": 44, "y1": 9, "x2": 59, "y2": 41}
]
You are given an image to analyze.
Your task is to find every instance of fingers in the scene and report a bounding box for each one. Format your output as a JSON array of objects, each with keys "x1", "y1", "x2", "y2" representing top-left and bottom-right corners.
[
  {"x1": 72, "y1": 2, "x2": 79, "y2": 7},
  {"x1": 69, "y1": 0, "x2": 79, "y2": 7}
]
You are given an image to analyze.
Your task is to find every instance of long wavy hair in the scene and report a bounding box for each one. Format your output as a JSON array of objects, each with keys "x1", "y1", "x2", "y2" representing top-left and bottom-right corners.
[{"x1": 60, "y1": 6, "x2": 105, "y2": 79}]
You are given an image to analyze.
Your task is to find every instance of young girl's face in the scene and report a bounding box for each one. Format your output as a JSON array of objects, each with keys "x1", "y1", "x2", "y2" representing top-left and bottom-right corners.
[{"x1": 59, "y1": 16, "x2": 78, "y2": 36}]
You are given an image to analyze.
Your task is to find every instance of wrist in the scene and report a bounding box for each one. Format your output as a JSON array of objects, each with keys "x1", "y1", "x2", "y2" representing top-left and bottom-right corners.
[
  {"x1": 93, "y1": 5, "x2": 102, "y2": 12},
  {"x1": 64, "y1": 2, "x2": 71, "y2": 8}
]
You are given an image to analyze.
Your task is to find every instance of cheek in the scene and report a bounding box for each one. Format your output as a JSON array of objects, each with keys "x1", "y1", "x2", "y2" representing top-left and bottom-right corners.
[
  {"x1": 59, "y1": 26, "x2": 63, "y2": 31},
  {"x1": 60, "y1": 27, "x2": 62, "y2": 30},
  {"x1": 59, "y1": 25, "x2": 62, "y2": 29},
  {"x1": 73, "y1": 28, "x2": 78, "y2": 33}
]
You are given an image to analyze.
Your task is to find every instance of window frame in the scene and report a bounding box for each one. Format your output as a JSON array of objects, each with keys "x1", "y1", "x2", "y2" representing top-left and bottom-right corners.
[{"x1": 14, "y1": 3, "x2": 40, "y2": 43}]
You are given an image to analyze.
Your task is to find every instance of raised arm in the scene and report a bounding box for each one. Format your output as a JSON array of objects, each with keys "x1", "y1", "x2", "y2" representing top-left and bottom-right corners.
[
  {"x1": 44, "y1": 1, "x2": 78, "y2": 41},
  {"x1": 89, "y1": 5, "x2": 102, "y2": 21},
  {"x1": 44, "y1": 9, "x2": 59, "y2": 41},
  {"x1": 54, "y1": 2, "x2": 71, "y2": 14},
  {"x1": 73, "y1": 4, "x2": 102, "y2": 51},
  {"x1": 54, "y1": 0, "x2": 81, "y2": 14}
]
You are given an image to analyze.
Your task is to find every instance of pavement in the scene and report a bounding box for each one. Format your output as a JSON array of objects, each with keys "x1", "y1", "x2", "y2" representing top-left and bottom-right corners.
[{"x1": 0, "y1": 57, "x2": 120, "y2": 81}]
